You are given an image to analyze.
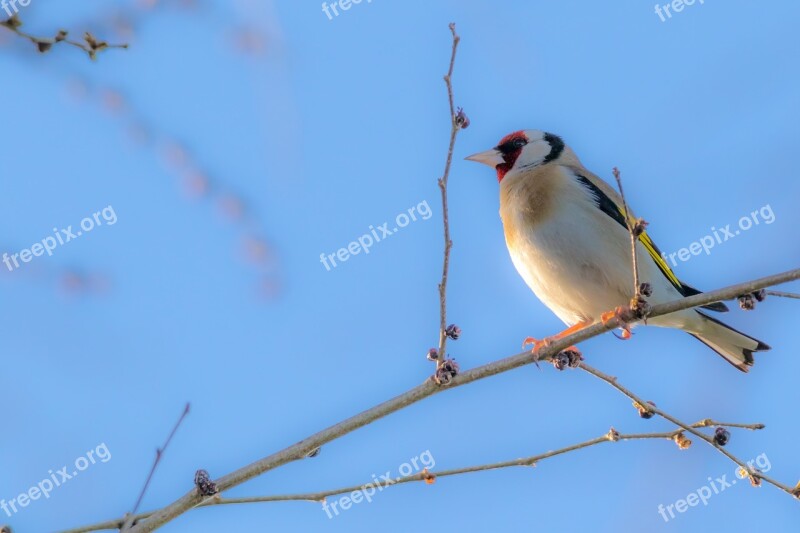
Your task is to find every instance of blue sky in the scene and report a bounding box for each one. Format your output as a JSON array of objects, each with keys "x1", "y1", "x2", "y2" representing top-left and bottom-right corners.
[{"x1": 1, "y1": 1, "x2": 799, "y2": 532}]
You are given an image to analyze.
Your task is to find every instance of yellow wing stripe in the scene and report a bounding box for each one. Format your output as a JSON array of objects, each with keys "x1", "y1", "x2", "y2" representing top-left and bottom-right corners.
[
  {"x1": 614, "y1": 204, "x2": 682, "y2": 290},
  {"x1": 638, "y1": 230, "x2": 682, "y2": 289}
]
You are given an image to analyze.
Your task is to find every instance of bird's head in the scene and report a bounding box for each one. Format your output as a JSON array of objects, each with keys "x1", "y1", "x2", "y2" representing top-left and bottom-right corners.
[{"x1": 465, "y1": 129, "x2": 565, "y2": 182}]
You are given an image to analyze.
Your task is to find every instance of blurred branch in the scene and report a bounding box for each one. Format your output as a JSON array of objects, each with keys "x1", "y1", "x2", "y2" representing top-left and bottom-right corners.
[
  {"x1": 58, "y1": 420, "x2": 768, "y2": 533},
  {"x1": 1, "y1": 14, "x2": 127, "y2": 59}
]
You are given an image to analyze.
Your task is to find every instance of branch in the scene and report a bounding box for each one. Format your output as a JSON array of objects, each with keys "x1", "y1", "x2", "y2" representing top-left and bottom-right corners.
[
  {"x1": 0, "y1": 14, "x2": 127, "y2": 59},
  {"x1": 56, "y1": 20, "x2": 800, "y2": 533},
  {"x1": 766, "y1": 290, "x2": 800, "y2": 300},
  {"x1": 578, "y1": 362, "x2": 798, "y2": 494},
  {"x1": 612, "y1": 166, "x2": 644, "y2": 304},
  {"x1": 59, "y1": 420, "x2": 767, "y2": 532},
  {"x1": 120, "y1": 404, "x2": 191, "y2": 531},
  {"x1": 434, "y1": 23, "x2": 465, "y2": 371},
  {"x1": 67, "y1": 267, "x2": 797, "y2": 532}
]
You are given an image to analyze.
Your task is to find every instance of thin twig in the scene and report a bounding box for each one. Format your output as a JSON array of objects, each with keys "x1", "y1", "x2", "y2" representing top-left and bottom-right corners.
[
  {"x1": 612, "y1": 167, "x2": 642, "y2": 304},
  {"x1": 120, "y1": 404, "x2": 191, "y2": 531},
  {"x1": 59, "y1": 420, "x2": 768, "y2": 533},
  {"x1": 66, "y1": 268, "x2": 800, "y2": 533},
  {"x1": 436, "y1": 23, "x2": 461, "y2": 367},
  {"x1": 578, "y1": 362, "x2": 797, "y2": 495},
  {"x1": 766, "y1": 290, "x2": 800, "y2": 300},
  {"x1": 0, "y1": 14, "x2": 127, "y2": 59}
]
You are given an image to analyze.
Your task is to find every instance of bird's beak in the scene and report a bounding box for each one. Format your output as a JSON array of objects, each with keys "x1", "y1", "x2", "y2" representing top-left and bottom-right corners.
[{"x1": 465, "y1": 148, "x2": 504, "y2": 168}]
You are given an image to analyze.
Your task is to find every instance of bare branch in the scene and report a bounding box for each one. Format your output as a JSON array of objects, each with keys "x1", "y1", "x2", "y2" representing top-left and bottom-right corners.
[
  {"x1": 612, "y1": 167, "x2": 642, "y2": 302},
  {"x1": 55, "y1": 21, "x2": 800, "y2": 533},
  {"x1": 435, "y1": 23, "x2": 463, "y2": 370},
  {"x1": 766, "y1": 290, "x2": 800, "y2": 300},
  {"x1": 59, "y1": 419, "x2": 770, "y2": 533},
  {"x1": 579, "y1": 362, "x2": 797, "y2": 494},
  {"x1": 74, "y1": 267, "x2": 799, "y2": 533},
  {"x1": 120, "y1": 404, "x2": 191, "y2": 531}
]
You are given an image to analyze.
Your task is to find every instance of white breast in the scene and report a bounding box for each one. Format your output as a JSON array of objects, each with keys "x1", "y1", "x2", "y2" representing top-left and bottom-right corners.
[{"x1": 502, "y1": 166, "x2": 671, "y2": 326}]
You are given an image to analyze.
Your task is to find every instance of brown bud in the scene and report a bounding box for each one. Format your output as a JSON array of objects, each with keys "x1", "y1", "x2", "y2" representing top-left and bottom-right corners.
[
  {"x1": 713, "y1": 427, "x2": 730, "y2": 446},
  {"x1": 552, "y1": 349, "x2": 582, "y2": 370},
  {"x1": 738, "y1": 293, "x2": 756, "y2": 310},
  {"x1": 194, "y1": 469, "x2": 219, "y2": 496},
  {"x1": 454, "y1": 107, "x2": 470, "y2": 129},
  {"x1": 673, "y1": 432, "x2": 692, "y2": 450},
  {"x1": 434, "y1": 358, "x2": 459, "y2": 385},
  {"x1": 633, "y1": 401, "x2": 656, "y2": 419},
  {"x1": 445, "y1": 324, "x2": 461, "y2": 340}
]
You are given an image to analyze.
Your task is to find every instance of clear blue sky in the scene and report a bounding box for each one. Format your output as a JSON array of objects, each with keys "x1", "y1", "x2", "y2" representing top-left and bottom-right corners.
[{"x1": 2, "y1": 1, "x2": 799, "y2": 532}]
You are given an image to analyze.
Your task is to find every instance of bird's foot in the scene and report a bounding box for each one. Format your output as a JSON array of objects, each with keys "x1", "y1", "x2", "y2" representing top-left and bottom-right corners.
[
  {"x1": 522, "y1": 336, "x2": 551, "y2": 353},
  {"x1": 601, "y1": 306, "x2": 634, "y2": 340},
  {"x1": 600, "y1": 306, "x2": 629, "y2": 324},
  {"x1": 522, "y1": 321, "x2": 593, "y2": 366},
  {"x1": 522, "y1": 336, "x2": 550, "y2": 368}
]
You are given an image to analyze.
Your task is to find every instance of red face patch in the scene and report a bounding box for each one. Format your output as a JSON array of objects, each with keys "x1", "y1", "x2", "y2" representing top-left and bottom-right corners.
[
  {"x1": 494, "y1": 131, "x2": 527, "y2": 182},
  {"x1": 497, "y1": 130, "x2": 526, "y2": 146}
]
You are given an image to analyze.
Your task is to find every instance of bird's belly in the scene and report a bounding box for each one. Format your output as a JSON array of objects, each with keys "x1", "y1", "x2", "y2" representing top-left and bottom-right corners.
[{"x1": 506, "y1": 215, "x2": 634, "y2": 326}]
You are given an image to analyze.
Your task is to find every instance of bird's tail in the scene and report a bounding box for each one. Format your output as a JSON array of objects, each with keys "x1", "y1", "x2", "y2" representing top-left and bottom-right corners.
[{"x1": 687, "y1": 311, "x2": 770, "y2": 372}]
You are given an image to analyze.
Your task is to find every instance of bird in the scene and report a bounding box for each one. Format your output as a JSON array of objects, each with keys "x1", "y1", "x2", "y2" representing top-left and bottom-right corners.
[{"x1": 465, "y1": 129, "x2": 769, "y2": 371}]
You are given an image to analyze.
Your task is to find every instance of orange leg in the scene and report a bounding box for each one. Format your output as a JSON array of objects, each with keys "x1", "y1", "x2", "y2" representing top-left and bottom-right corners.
[
  {"x1": 600, "y1": 306, "x2": 633, "y2": 340},
  {"x1": 522, "y1": 320, "x2": 593, "y2": 354}
]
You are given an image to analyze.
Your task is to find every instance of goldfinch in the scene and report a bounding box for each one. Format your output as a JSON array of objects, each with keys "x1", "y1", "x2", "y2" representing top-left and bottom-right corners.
[{"x1": 466, "y1": 129, "x2": 769, "y2": 372}]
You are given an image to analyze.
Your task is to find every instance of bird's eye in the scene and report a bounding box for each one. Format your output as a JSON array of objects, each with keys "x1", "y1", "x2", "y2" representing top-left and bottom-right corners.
[{"x1": 497, "y1": 137, "x2": 528, "y2": 155}]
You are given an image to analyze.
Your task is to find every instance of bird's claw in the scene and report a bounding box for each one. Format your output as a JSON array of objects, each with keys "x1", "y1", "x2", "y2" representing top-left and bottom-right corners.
[
  {"x1": 601, "y1": 306, "x2": 634, "y2": 340},
  {"x1": 522, "y1": 336, "x2": 552, "y2": 352},
  {"x1": 612, "y1": 329, "x2": 633, "y2": 340},
  {"x1": 522, "y1": 336, "x2": 552, "y2": 369}
]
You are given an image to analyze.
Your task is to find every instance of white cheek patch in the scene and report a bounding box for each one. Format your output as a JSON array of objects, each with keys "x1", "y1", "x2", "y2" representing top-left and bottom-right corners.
[{"x1": 518, "y1": 141, "x2": 552, "y2": 169}]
